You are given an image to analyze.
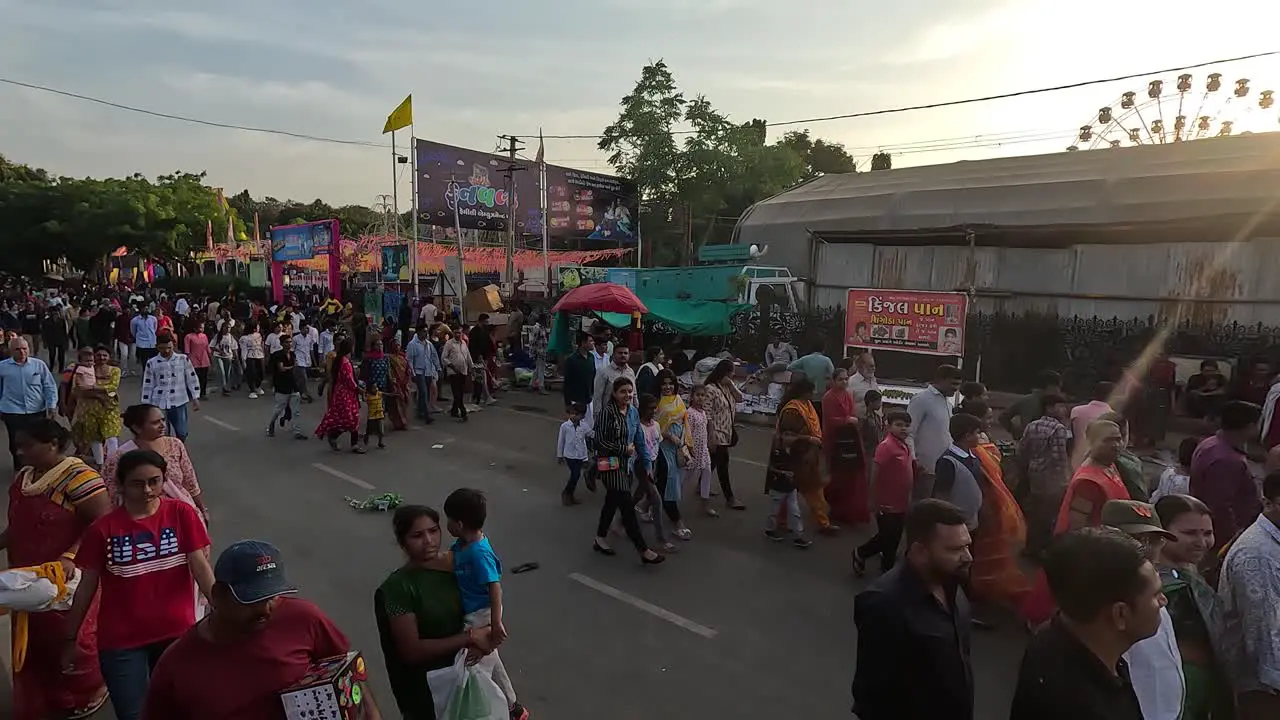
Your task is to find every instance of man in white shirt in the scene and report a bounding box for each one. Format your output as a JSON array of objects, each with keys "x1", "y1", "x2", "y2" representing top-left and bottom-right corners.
[
  {"x1": 265, "y1": 321, "x2": 284, "y2": 355},
  {"x1": 906, "y1": 364, "x2": 961, "y2": 500},
  {"x1": 288, "y1": 305, "x2": 303, "y2": 334},
  {"x1": 141, "y1": 331, "x2": 201, "y2": 441},
  {"x1": 764, "y1": 336, "x2": 797, "y2": 367},
  {"x1": 292, "y1": 318, "x2": 319, "y2": 402},
  {"x1": 419, "y1": 300, "x2": 438, "y2": 327},
  {"x1": 849, "y1": 351, "x2": 880, "y2": 415},
  {"x1": 175, "y1": 295, "x2": 190, "y2": 318}
]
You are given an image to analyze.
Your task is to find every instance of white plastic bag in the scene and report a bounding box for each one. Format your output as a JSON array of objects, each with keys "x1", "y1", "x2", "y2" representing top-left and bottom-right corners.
[
  {"x1": 0, "y1": 566, "x2": 79, "y2": 612},
  {"x1": 426, "y1": 649, "x2": 501, "y2": 719},
  {"x1": 442, "y1": 660, "x2": 506, "y2": 720}
]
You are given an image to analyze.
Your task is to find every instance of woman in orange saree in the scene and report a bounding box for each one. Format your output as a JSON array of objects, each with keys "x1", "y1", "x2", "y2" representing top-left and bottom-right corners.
[
  {"x1": 3, "y1": 419, "x2": 113, "y2": 719},
  {"x1": 958, "y1": 399, "x2": 1030, "y2": 609},
  {"x1": 772, "y1": 378, "x2": 834, "y2": 532},
  {"x1": 384, "y1": 338, "x2": 413, "y2": 431}
]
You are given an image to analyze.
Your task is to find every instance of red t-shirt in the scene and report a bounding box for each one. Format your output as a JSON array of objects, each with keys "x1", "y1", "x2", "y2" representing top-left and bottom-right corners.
[
  {"x1": 872, "y1": 434, "x2": 914, "y2": 513},
  {"x1": 78, "y1": 498, "x2": 211, "y2": 650},
  {"x1": 141, "y1": 598, "x2": 350, "y2": 720}
]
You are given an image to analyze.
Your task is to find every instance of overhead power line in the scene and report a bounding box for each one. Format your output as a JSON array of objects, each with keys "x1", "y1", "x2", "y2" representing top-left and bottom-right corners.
[
  {"x1": 0, "y1": 49, "x2": 1275, "y2": 152},
  {"x1": 0, "y1": 77, "x2": 388, "y2": 148},
  {"x1": 517, "y1": 51, "x2": 1280, "y2": 139}
]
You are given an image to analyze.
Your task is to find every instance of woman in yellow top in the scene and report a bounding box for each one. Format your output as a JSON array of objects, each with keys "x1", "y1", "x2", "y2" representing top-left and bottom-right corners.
[{"x1": 71, "y1": 346, "x2": 122, "y2": 468}]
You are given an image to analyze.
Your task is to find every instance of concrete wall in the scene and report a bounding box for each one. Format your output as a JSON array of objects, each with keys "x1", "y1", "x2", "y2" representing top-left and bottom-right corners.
[{"x1": 810, "y1": 237, "x2": 1280, "y2": 325}]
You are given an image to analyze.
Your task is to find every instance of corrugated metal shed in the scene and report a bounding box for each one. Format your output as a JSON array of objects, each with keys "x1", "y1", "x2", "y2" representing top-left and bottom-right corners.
[{"x1": 734, "y1": 133, "x2": 1280, "y2": 278}]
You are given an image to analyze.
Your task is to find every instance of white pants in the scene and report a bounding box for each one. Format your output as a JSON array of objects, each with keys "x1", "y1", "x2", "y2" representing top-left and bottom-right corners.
[
  {"x1": 685, "y1": 466, "x2": 713, "y2": 500},
  {"x1": 115, "y1": 341, "x2": 132, "y2": 373},
  {"x1": 464, "y1": 607, "x2": 517, "y2": 706},
  {"x1": 90, "y1": 437, "x2": 119, "y2": 466}
]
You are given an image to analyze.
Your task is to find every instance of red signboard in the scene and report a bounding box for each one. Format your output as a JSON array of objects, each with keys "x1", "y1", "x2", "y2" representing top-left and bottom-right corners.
[{"x1": 845, "y1": 289, "x2": 968, "y2": 356}]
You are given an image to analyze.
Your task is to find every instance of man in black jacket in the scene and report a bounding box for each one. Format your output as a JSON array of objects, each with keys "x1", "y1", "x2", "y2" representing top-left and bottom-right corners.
[{"x1": 852, "y1": 499, "x2": 974, "y2": 720}]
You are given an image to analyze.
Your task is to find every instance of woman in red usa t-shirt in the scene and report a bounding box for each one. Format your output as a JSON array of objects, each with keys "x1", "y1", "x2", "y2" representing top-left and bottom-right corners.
[{"x1": 62, "y1": 448, "x2": 214, "y2": 720}]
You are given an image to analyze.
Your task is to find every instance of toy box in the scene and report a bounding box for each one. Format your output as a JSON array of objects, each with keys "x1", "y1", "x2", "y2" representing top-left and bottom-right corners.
[{"x1": 279, "y1": 651, "x2": 370, "y2": 720}]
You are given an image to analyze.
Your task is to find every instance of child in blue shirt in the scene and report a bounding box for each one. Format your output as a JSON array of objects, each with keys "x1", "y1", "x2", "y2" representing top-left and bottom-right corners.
[{"x1": 443, "y1": 488, "x2": 527, "y2": 720}]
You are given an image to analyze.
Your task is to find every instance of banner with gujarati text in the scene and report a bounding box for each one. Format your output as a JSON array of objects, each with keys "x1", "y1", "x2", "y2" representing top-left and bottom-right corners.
[{"x1": 845, "y1": 288, "x2": 967, "y2": 356}]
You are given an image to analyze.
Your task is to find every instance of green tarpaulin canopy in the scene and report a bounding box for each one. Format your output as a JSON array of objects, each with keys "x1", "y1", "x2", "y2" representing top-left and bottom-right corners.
[
  {"x1": 599, "y1": 299, "x2": 749, "y2": 335},
  {"x1": 549, "y1": 299, "x2": 749, "y2": 354}
]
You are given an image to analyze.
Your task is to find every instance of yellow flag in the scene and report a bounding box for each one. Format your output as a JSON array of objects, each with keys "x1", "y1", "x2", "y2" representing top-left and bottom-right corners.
[{"x1": 382, "y1": 94, "x2": 413, "y2": 134}]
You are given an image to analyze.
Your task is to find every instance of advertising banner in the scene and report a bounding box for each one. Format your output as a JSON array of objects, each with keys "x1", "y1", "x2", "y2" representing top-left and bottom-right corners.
[
  {"x1": 557, "y1": 265, "x2": 608, "y2": 291},
  {"x1": 845, "y1": 289, "x2": 968, "y2": 356},
  {"x1": 380, "y1": 245, "x2": 409, "y2": 282},
  {"x1": 415, "y1": 139, "x2": 639, "y2": 244},
  {"x1": 270, "y1": 220, "x2": 337, "y2": 262}
]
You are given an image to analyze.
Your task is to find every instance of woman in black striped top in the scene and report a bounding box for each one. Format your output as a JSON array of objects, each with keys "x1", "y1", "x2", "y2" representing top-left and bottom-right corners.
[{"x1": 592, "y1": 376, "x2": 665, "y2": 565}]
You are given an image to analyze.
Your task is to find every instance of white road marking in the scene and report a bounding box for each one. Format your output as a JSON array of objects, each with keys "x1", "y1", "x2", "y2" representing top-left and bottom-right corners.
[
  {"x1": 203, "y1": 416, "x2": 240, "y2": 431},
  {"x1": 312, "y1": 463, "x2": 376, "y2": 490},
  {"x1": 568, "y1": 572, "x2": 718, "y2": 639}
]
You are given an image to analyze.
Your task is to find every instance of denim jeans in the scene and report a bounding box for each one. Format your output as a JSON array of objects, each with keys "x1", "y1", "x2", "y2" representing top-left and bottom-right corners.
[
  {"x1": 99, "y1": 639, "x2": 173, "y2": 720},
  {"x1": 163, "y1": 404, "x2": 189, "y2": 441},
  {"x1": 413, "y1": 375, "x2": 434, "y2": 420},
  {"x1": 765, "y1": 489, "x2": 803, "y2": 537},
  {"x1": 213, "y1": 356, "x2": 232, "y2": 391},
  {"x1": 269, "y1": 392, "x2": 302, "y2": 436}
]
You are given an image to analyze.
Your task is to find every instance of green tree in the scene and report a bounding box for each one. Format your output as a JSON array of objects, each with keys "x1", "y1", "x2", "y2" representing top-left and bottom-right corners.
[
  {"x1": 599, "y1": 62, "x2": 851, "y2": 265},
  {"x1": 776, "y1": 130, "x2": 858, "y2": 179},
  {"x1": 870, "y1": 151, "x2": 892, "y2": 171}
]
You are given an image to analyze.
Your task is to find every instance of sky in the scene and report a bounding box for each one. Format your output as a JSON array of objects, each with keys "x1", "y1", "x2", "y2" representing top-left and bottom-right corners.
[{"x1": 2, "y1": 0, "x2": 1279, "y2": 210}]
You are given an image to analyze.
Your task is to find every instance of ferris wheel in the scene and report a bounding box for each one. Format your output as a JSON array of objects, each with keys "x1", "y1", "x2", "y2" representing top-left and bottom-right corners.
[{"x1": 1067, "y1": 72, "x2": 1278, "y2": 151}]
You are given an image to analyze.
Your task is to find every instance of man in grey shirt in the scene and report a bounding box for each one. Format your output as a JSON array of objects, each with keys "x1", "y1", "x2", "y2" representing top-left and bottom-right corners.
[
  {"x1": 593, "y1": 343, "x2": 636, "y2": 409},
  {"x1": 907, "y1": 364, "x2": 962, "y2": 500}
]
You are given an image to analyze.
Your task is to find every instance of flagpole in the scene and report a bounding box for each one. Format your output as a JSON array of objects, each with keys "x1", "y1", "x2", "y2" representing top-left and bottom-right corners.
[
  {"x1": 391, "y1": 131, "x2": 401, "y2": 308},
  {"x1": 410, "y1": 124, "x2": 420, "y2": 302},
  {"x1": 451, "y1": 177, "x2": 465, "y2": 313},
  {"x1": 539, "y1": 133, "x2": 550, "y2": 297}
]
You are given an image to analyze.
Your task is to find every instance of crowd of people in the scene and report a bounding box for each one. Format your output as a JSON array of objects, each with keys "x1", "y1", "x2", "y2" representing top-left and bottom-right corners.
[
  {"x1": 7, "y1": 276, "x2": 1280, "y2": 719},
  {"x1": 0, "y1": 280, "x2": 548, "y2": 720}
]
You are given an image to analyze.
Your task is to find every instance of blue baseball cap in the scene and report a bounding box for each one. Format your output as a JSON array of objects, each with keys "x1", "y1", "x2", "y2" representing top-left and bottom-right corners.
[{"x1": 214, "y1": 540, "x2": 297, "y2": 604}]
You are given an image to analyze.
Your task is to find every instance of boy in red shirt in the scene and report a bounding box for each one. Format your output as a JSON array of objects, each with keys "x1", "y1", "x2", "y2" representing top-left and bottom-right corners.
[{"x1": 853, "y1": 409, "x2": 914, "y2": 576}]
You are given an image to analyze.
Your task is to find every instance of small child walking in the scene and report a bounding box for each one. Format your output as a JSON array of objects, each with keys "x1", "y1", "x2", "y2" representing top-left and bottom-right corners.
[
  {"x1": 683, "y1": 386, "x2": 715, "y2": 517},
  {"x1": 443, "y1": 488, "x2": 528, "y2": 720},
  {"x1": 1151, "y1": 436, "x2": 1198, "y2": 501},
  {"x1": 556, "y1": 403, "x2": 589, "y2": 505},
  {"x1": 764, "y1": 428, "x2": 812, "y2": 548},
  {"x1": 634, "y1": 394, "x2": 672, "y2": 551},
  {"x1": 364, "y1": 385, "x2": 386, "y2": 449}
]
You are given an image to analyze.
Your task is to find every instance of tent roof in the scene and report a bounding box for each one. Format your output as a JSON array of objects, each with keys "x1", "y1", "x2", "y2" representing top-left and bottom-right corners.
[{"x1": 734, "y1": 132, "x2": 1280, "y2": 243}]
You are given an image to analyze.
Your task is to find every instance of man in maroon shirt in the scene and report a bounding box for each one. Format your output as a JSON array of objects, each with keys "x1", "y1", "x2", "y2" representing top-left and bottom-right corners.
[
  {"x1": 142, "y1": 540, "x2": 384, "y2": 720},
  {"x1": 1189, "y1": 401, "x2": 1263, "y2": 550}
]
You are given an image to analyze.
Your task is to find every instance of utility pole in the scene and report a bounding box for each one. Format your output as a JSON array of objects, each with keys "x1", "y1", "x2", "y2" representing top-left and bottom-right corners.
[
  {"x1": 373, "y1": 194, "x2": 394, "y2": 293},
  {"x1": 496, "y1": 135, "x2": 525, "y2": 301}
]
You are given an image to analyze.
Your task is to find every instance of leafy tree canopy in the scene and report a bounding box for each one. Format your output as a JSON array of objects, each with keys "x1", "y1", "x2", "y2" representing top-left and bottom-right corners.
[
  {"x1": 0, "y1": 154, "x2": 381, "y2": 277},
  {"x1": 598, "y1": 61, "x2": 869, "y2": 265}
]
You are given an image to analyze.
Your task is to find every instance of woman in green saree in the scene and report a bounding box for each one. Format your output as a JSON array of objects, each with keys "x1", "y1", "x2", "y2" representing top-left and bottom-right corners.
[
  {"x1": 375, "y1": 505, "x2": 495, "y2": 719},
  {"x1": 1153, "y1": 494, "x2": 1234, "y2": 720}
]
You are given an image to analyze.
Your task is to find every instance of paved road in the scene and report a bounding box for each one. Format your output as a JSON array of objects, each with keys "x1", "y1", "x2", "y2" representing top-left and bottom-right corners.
[{"x1": 2, "y1": 380, "x2": 1028, "y2": 719}]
